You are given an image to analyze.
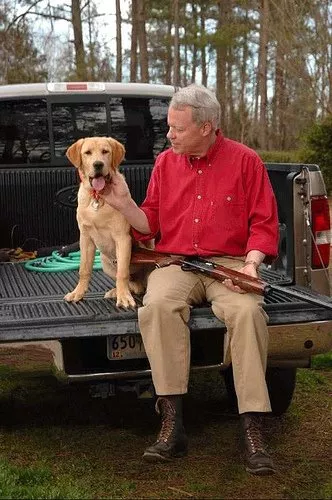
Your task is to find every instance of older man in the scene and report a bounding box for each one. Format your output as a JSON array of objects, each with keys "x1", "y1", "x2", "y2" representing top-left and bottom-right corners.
[{"x1": 101, "y1": 84, "x2": 279, "y2": 475}]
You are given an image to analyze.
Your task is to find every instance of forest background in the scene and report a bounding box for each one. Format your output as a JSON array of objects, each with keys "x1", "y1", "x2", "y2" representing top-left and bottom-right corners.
[{"x1": 1, "y1": 0, "x2": 332, "y2": 185}]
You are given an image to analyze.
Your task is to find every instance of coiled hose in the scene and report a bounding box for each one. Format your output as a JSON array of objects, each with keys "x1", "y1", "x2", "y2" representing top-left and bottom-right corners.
[{"x1": 24, "y1": 250, "x2": 102, "y2": 272}]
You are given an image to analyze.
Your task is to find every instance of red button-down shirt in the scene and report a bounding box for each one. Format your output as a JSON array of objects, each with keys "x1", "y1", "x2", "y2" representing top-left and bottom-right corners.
[{"x1": 133, "y1": 132, "x2": 279, "y2": 260}]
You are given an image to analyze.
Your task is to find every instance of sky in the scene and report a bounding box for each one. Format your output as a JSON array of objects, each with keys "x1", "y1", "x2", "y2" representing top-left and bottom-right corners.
[{"x1": 24, "y1": 0, "x2": 132, "y2": 79}]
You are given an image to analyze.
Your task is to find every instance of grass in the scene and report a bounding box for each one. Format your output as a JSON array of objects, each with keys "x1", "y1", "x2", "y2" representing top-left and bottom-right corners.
[
  {"x1": 0, "y1": 459, "x2": 88, "y2": 499},
  {"x1": 0, "y1": 347, "x2": 331, "y2": 499},
  {"x1": 311, "y1": 351, "x2": 332, "y2": 369}
]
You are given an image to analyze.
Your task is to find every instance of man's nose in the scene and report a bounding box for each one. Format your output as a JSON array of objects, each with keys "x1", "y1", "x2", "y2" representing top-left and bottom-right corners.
[{"x1": 167, "y1": 128, "x2": 175, "y2": 140}]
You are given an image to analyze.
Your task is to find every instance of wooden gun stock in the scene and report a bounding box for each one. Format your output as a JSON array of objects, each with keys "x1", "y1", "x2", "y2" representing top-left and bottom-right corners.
[
  {"x1": 131, "y1": 247, "x2": 266, "y2": 295},
  {"x1": 131, "y1": 247, "x2": 332, "y2": 311}
]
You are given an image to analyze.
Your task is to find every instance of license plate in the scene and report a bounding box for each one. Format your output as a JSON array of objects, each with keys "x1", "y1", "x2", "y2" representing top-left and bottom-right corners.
[{"x1": 107, "y1": 334, "x2": 147, "y2": 360}]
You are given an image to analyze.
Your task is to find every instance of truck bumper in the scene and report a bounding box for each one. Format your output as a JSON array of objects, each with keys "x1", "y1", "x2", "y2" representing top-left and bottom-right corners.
[
  {"x1": 267, "y1": 320, "x2": 332, "y2": 359},
  {"x1": 61, "y1": 320, "x2": 332, "y2": 382}
]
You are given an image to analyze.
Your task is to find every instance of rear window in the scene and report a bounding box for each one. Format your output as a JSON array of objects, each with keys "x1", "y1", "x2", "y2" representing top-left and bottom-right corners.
[
  {"x1": 0, "y1": 95, "x2": 170, "y2": 166},
  {"x1": 110, "y1": 97, "x2": 169, "y2": 160},
  {"x1": 0, "y1": 99, "x2": 50, "y2": 164},
  {"x1": 52, "y1": 102, "x2": 108, "y2": 158}
]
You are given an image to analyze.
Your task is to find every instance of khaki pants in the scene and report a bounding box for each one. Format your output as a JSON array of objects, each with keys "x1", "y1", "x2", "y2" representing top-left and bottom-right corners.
[{"x1": 138, "y1": 257, "x2": 271, "y2": 414}]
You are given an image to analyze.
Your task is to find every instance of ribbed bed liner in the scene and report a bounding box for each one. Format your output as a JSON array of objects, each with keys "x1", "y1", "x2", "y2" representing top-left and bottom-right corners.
[
  {"x1": 0, "y1": 262, "x2": 288, "y2": 301},
  {"x1": 1, "y1": 262, "x2": 331, "y2": 342}
]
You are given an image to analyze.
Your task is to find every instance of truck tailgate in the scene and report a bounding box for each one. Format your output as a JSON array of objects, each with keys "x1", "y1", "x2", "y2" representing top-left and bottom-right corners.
[{"x1": 1, "y1": 262, "x2": 332, "y2": 343}]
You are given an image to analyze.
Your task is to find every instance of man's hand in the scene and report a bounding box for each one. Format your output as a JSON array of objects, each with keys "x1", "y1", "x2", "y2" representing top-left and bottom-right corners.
[
  {"x1": 223, "y1": 261, "x2": 258, "y2": 294},
  {"x1": 100, "y1": 172, "x2": 152, "y2": 234},
  {"x1": 100, "y1": 172, "x2": 132, "y2": 211}
]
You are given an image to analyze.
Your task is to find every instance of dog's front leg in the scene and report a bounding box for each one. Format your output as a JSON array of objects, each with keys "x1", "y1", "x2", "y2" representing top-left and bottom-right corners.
[
  {"x1": 64, "y1": 234, "x2": 96, "y2": 302},
  {"x1": 104, "y1": 236, "x2": 135, "y2": 308}
]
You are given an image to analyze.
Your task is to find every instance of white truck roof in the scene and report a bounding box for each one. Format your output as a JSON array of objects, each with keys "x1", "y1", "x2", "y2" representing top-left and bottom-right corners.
[{"x1": 0, "y1": 82, "x2": 176, "y2": 98}]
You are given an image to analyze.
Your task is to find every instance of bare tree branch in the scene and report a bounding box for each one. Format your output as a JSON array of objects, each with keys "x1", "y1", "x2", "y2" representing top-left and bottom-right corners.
[{"x1": 5, "y1": 0, "x2": 44, "y2": 31}]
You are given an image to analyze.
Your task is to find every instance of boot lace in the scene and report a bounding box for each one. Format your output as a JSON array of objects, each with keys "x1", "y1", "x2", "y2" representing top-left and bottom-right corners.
[
  {"x1": 246, "y1": 419, "x2": 266, "y2": 455},
  {"x1": 156, "y1": 398, "x2": 176, "y2": 443}
]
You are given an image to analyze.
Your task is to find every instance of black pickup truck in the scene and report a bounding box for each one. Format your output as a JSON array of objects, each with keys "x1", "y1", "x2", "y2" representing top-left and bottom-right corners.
[{"x1": 0, "y1": 82, "x2": 331, "y2": 415}]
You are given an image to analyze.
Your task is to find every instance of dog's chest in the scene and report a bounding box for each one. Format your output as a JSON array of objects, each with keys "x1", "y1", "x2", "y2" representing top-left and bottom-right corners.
[
  {"x1": 78, "y1": 204, "x2": 118, "y2": 232},
  {"x1": 77, "y1": 201, "x2": 128, "y2": 256}
]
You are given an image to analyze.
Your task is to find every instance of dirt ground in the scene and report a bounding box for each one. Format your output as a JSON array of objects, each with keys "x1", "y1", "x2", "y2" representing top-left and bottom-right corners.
[{"x1": 0, "y1": 357, "x2": 331, "y2": 499}]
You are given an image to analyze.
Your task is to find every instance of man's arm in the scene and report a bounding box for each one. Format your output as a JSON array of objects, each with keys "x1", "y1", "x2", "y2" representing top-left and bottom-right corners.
[{"x1": 100, "y1": 172, "x2": 151, "y2": 234}]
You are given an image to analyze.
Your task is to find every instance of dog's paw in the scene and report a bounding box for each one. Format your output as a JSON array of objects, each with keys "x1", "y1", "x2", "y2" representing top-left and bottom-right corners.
[
  {"x1": 117, "y1": 292, "x2": 136, "y2": 309},
  {"x1": 104, "y1": 288, "x2": 136, "y2": 308},
  {"x1": 104, "y1": 289, "x2": 117, "y2": 300},
  {"x1": 64, "y1": 290, "x2": 85, "y2": 302}
]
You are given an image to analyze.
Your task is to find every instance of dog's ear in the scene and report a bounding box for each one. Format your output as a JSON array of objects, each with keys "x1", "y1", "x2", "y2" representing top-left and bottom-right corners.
[
  {"x1": 66, "y1": 139, "x2": 85, "y2": 168},
  {"x1": 107, "y1": 137, "x2": 125, "y2": 170}
]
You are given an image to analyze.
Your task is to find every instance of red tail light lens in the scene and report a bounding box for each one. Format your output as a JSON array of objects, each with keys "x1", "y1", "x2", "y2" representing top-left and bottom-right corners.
[{"x1": 311, "y1": 196, "x2": 331, "y2": 268}]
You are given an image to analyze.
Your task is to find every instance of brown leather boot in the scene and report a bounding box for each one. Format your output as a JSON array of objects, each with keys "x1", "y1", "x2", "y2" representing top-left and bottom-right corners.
[
  {"x1": 143, "y1": 396, "x2": 188, "y2": 462},
  {"x1": 241, "y1": 413, "x2": 276, "y2": 475}
]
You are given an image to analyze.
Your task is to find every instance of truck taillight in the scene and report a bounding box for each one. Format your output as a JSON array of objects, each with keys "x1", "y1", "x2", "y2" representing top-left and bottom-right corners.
[{"x1": 311, "y1": 196, "x2": 331, "y2": 268}]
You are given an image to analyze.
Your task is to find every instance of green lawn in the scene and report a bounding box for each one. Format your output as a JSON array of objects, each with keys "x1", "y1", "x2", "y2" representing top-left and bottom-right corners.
[{"x1": 0, "y1": 349, "x2": 331, "y2": 499}]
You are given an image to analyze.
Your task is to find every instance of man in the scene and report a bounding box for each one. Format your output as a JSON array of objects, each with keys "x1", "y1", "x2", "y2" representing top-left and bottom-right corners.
[{"x1": 101, "y1": 84, "x2": 279, "y2": 476}]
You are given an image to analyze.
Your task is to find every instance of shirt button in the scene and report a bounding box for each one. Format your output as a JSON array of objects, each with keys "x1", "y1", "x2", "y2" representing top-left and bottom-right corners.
[
  {"x1": 227, "y1": 196, "x2": 232, "y2": 201},
  {"x1": 198, "y1": 169, "x2": 202, "y2": 174},
  {"x1": 194, "y1": 218, "x2": 200, "y2": 223},
  {"x1": 197, "y1": 195, "x2": 202, "y2": 199},
  {"x1": 194, "y1": 243, "x2": 198, "y2": 248}
]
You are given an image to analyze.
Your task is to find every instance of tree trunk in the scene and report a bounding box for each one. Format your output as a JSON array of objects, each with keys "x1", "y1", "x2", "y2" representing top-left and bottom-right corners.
[
  {"x1": 200, "y1": 8, "x2": 207, "y2": 86},
  {"x1": 137, "y1": 0, "x2": 149, "y2": 82},
  {"x1": 165, "y1": 19, "x2": 172, "y2": 84},
  {"x1": 87, "y1": 0, "x2": 95, "y2": 80},
  {"x1": 115, "y1": 0, "x2": 122, "y2": 82},
  {"x1": 329, "y1": 45, "x2": 332, "y2": 113},
  {"x1": 258, "y1": 0, "x2": 269, "y2": 150},
  {"x1": 239, "y1": 10, "x2": 248, "y2": 143},
  {"x1": 226, "y1": 47, "x2": 235, "y2": 137},
  {"x1": 71, "y1": 0, "x2": 87, "y2": 80},
  {"x1": 273, "y1": 41, "x2": 286, "y2": 149},
  {"x1": 173, "y1": 0, "x2": 180, "y2": 86},
  {"x1": 216, "y1": 0, "x2": 229, "y2": 133},
  {"x1": 130, "y1": 0, "x2": 138, "y2": 82},
  {"x1": 183, "y1": 39, "x2": 188, "y2": 87},
  {"x1": 191, "y1": 2, "x2": 197, "y2": 83}
]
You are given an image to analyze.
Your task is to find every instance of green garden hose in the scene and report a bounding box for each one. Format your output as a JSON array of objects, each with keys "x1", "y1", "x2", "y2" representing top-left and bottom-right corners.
[{"x1": 24, "y1": 250, "x2": 102, "y2": 272}]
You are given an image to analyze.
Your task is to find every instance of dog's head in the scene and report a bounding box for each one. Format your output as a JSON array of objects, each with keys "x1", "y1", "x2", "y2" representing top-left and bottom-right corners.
[{"x1": 66, "y1": 137, "x2": 125, "y2": 192}]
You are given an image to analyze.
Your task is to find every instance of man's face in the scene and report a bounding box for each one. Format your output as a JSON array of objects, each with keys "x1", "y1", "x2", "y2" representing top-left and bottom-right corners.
[{"x1": 167, "y1": 106, "x2": 207, "y2": 156}]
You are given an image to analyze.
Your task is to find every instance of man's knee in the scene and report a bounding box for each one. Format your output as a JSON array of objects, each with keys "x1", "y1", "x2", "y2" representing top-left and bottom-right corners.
[
  {"x1": 213, "y1": 295, "x2": 266, "y2": 323},
  {"x1": 140, "y1": 296, "x2": 190, "y2": 322}
]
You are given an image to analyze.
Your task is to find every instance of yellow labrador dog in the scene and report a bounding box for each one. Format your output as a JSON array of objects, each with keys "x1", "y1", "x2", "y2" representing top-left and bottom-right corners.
[{"x1": 64, "y1": 136, "x2": 145, "y2": 308}]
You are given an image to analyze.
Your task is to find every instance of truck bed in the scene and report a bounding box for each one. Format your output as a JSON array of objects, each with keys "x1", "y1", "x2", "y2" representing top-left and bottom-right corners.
[{"x1": 1, "y1": 262, "x2": 332, "y2": 343}]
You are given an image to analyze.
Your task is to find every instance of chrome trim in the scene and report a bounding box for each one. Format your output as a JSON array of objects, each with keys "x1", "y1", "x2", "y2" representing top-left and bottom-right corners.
[
  {"x1": 64, "y1": 357, "x2": 311, "y2": 382},
  {"x1": 66, "y1": 363, "x2": 224, "y2": 383}
]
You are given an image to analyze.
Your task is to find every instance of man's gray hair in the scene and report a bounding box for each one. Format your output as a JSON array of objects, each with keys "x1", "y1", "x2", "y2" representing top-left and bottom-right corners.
[{"x1": 170, "y1": 84, "x2": 221, "y2": 129}]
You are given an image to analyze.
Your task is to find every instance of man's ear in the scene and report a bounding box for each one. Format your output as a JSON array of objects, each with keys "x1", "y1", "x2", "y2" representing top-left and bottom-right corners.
[
  {"x1": 66, "y1": 138, "x2": 85, "y2": 168},
  {"x1": 107, "y1": 137, "x2": 125, "y2": 170},
  {"x1": 201, "y1": 122, "x2": 212, "y2": 137}
]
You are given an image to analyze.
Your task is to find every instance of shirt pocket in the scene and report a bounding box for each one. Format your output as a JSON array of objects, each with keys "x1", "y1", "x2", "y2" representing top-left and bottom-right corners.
[{"x1": 209, "y1": 195, "x2": 246, "y2": 231}]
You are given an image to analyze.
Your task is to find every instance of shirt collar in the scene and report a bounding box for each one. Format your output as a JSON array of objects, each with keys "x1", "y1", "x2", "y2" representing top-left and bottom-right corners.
[{"x1": 186, "y1": 130, "x2": 224, "y2": 167}]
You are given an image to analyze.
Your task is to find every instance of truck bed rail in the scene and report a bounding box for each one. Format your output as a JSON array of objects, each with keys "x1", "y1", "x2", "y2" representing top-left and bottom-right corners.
[{"x1": 1, "y1": 263, "x2": 332, "y2": 343}]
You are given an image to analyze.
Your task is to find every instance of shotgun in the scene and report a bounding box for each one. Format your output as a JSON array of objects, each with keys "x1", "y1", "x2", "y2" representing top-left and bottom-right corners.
[{"x1": 131, "y1": 247, "x2": 332, "y2": 311}]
